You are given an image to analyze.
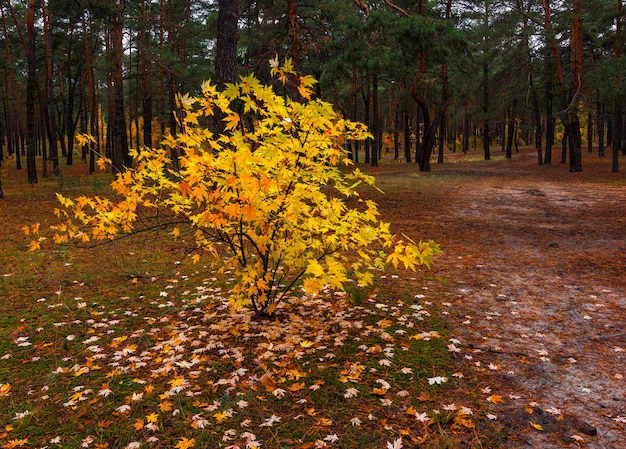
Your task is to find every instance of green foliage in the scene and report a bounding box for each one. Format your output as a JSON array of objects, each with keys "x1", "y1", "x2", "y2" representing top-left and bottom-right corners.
[{"x1": 46, "y1": 60, "x2": 439, "y2": 317}]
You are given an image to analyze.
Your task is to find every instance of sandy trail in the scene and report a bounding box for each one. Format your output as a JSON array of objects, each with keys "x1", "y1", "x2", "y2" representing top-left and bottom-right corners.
[{"x1": 373, "y1": 151, "x2": 626, "y2": 448}]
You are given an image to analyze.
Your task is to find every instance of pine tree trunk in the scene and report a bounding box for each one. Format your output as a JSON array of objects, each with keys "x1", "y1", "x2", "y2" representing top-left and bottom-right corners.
[{"x1": 26, "y1": 0, "x2": 38, "y2": 184}]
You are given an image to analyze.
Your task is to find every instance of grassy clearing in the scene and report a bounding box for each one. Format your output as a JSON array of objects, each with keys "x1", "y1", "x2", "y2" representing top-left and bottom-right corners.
[{"x1": 0, "y1": 160, "x2": 504, "y2": 449}]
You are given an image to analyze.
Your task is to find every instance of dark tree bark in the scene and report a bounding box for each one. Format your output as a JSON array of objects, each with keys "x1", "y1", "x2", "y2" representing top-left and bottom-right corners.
[
  {"x1": 287, "y1": 0, "x2": 299, "y2": 64},
  {"x1": 371, "y1": 72, "x2": 379, "y2": 167},
  {"x1": 25, "y1": 0, "x2": 37, "y2": 184},
  {"x1": 506, "y1": 99, "x2": 517, "y2": 159},
  {"x1": 545, "y1": 74, "x2": 554, "y2": 164},
  {"x1": 482, "y1": 62, "x2": 490, "y2": 161},
  {"x1": 111, "y1": 0, "x2": 130, "y2": 173},
  {"x1": 41, "y1": 0, "x2": 60, "y2": 174},
  {"x1": 403, "y1": 110, "x2": 411, "y2": 162},
  {"x1": 140, "y1": 0, "x2": 153, "y2": 148},
  {"x1": 613, "y1": 0, "x2": 622, "y2": 172},
  {"x1": 568, "y1": 0, "x2": 583, "y2": 172},
  {"x1": 215, "y1": 0, "x2": 239, "y2": 90},
  {"x1": 597, "y1": 100, "x2": 605, "y2": 157}
]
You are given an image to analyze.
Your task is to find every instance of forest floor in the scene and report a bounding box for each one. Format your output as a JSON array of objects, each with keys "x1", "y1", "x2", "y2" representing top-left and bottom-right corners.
[
  {"x1": 0, "y1": 147, "x2": 624, "y2": 449},
  {"x1": 368, "y1": 147, "x2": 626, "y2": 448}
]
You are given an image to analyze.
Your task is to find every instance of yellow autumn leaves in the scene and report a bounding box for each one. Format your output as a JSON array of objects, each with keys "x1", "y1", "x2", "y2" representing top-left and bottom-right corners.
[{"x1": 35, "y1": 58, "x2": 439, "y2": 316}]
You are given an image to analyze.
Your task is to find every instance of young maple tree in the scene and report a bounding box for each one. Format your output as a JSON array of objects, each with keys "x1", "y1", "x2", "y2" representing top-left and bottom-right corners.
[{"x1": 43, "y1": 59, "x2": 440, "y2": 317}]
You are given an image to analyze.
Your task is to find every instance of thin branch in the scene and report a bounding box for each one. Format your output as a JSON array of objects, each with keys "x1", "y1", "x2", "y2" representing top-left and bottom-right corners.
[
  {"x1": 382, "y1": 0, "x2": 410, "y2": 18},
  {"x1": 352, "y1": 0, "x2": 369, "y2": 19}
]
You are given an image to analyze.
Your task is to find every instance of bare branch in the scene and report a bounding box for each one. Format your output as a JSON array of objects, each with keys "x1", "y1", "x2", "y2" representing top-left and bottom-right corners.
[{"x1": 383, "y1": 0, "x2": 410, "y2": 18}]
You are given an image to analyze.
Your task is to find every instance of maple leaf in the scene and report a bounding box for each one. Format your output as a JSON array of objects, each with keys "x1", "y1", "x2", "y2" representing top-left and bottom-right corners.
[
  {"x1": 287, "y1": 382, "x2": 305, "y2": 392},
  {"x1": 372, "y1": 387, "x2": 388, "y2": 396},
  {"x1": 387, "y1": 438, "x2": 403, "y2": 449},
  {"x1": 175, "y1": 437, "x2": 195, "y2": 449},
  {"x1": 427, "y1": 376, "x2": 448, "y2": 385},
  {"x1": 343, "y1": 387, "x2": 359, "y2": 399},
  {"x1": 486, "y1": 394, "x2": 504, "y2": 404},
  {"x1": 213, "y1": 411, "x2": 228, "y2": 424},
  {"x1": 0, "y1": 383, "x2": 11, "y2": 396},
  {"x1": 2, "y1": 440, "x2": 29, "y2": 449},
  {"x1": 259, "y1": 414, "x2": 281, "y2": 427},
  {"x1": 159, "y1": 401, "x2": 174, "y2": 412}
]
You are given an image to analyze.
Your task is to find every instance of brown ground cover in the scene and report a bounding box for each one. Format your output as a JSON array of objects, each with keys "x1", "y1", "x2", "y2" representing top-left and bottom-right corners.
[{"x1": 369, "y1": 148, "x2": 626, "y2": 448}]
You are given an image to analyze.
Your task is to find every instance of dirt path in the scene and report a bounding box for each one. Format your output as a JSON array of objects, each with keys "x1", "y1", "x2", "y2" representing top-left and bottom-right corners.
[{"x1": 371, "y1": 150, "x2": 626, "y2": 448}]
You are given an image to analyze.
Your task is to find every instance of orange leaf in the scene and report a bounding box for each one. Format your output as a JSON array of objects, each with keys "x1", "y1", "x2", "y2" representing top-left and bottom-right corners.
[
  {"x1": 529, "y1": 421, "x2": 544, "y2": 431},
  {"x1": 175, "y1": 437, "x2": 195, "y2": 449},
  {"x1": 486, "y1": 394, "x2": 504, "y2": 404},
  {"x1": 0, "y1": 384, "x2": 11, "y2": 396},
  {"x1": 287, "y1": 382, "x2": 306, "y2": 392},
  {"x1": 159, "y1": 401, "x2": 174, "y2": 412},
  {"x1": 260, "y1": 372, "x2": 276, "y2": 391}
]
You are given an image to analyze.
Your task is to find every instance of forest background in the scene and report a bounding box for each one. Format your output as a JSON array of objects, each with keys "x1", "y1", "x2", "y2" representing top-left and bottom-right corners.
[
  {"x1": 0, "y1": 1, "x2": 625, "y2": 449},
  {"x1": 0, "y1": 0, "x2": 625, "y2": 193}
]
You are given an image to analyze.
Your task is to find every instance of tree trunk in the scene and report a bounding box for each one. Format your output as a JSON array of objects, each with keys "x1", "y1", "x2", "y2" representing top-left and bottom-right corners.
[
  {"x1": 111, "y1": 0, "x2": 130, "y2": 174},
  {"x1": 41, "y1": 0, "x2": 60, "y2": 174},
  {"x1": 371, "y1": 72, "x2": 379, "y2": 167},
  {"x1": 26, "y1": 0, "x2": 37, "y2": 184},
  {"x1": 612, "y1": 105, "x2": 621, "y2": 172},
  {"x1": 215, "y1": 0, "x2": 239, "y2": 90},
  {"x1": 287, "y1": 0, "x2": 299, "y2": 64},
  {"x1": 545, "y1": 75, "x2": 554, "y2": 164},
  {"x1": 482, "y1": 62, "x2": 490, "y2": 161},
  {"x1": 568, "y1": 0, "x2": 583, "y2": 172},
  {"x1": 403, "y1": 110, "x2": 411, "y2": 162},
  {"x1": 613, "y1": 0, "x2": 622, "y2": 172},
  {"x1": 140, "y1": 0, "x2": 153, "y2": 148},
  {"x1": 506, "y1": 99, "x2": 516, "y2": 159},
  {"x1": 597, "y1": 100, "x2": 605, "y2": 157}
]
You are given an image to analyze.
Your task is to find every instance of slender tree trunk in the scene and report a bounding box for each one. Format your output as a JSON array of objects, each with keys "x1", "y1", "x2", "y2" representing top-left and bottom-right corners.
[
  {"x1": 462, "y1": 105, "x2": 470, "y2": 154},
  {"x1": 506, "y1": 99, "x2": 517, "y2": 159},
  {"x1": 26, "y1": 0, "x2": 37, "y2": 184},
  {"x1": 568, "y1": 0, "x2": 583, "y2": 172},
  {"x1": 613, "y1": 0, "x2": 622, "y2": 172},
  {"x1": 597, "y1": 100, "x2": 605, "y2": 157},
  {"x1": 140, "y1": 0, "x2": 153, "y2": 148},
  {"x1": 587, "y1": 110, "x2": 593, "y2": 153},
  {"x1": 482, "y1": 63, "x2": 490, "y2": 160},
  {"x1": 545, "y1": 75, "x2": 554, "y2": 164},
  {"x1": 41, "y1": 0, "x2": 60, "y2": 174},
  {"x1": 371, "y1": 72, "x2": 379, "y2": 167},
  {"x1": 394, "y1": 111, "x2": 400, "y2": 160},
  {"x1": 403, "y1": 110, "x2": 411, "y2": 162},
  {"x1": 437, "y1": 0, "x2": 453, "y2": 165},
  {"x1": 287, "y1": 0, "x2": 299, "y2": 64},
  {"x1": 111, "y1": 0, "x2": 130, "y2": 173}
]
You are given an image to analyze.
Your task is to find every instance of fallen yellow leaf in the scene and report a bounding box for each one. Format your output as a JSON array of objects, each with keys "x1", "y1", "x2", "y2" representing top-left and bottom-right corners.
[
  {"x1": 486, "y1": 394, "x2": 504, "y2": 404},
  {"x1": 530, "y1": 421, "x2": 543, "y2": 431}
]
